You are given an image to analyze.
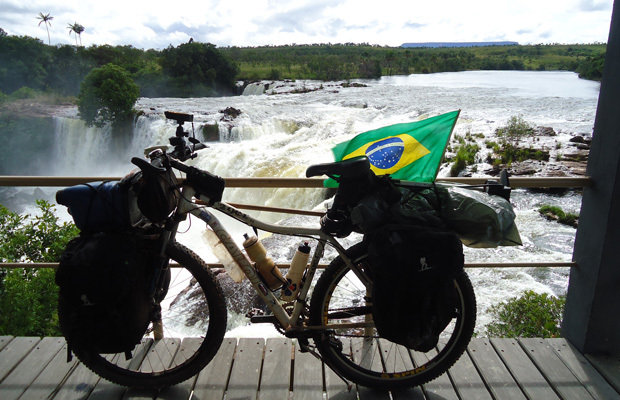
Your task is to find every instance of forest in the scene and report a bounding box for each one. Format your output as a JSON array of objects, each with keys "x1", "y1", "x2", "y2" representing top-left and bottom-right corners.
[{"x1": 0, "y1": 27, "x2": 607, "y2": 101}]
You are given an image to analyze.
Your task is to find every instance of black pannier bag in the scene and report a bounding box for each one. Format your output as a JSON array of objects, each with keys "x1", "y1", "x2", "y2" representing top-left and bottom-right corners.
[
  {"x1": 55, "y1": 233, "x2": 163, "y2": 354},
  {"x1": 367, "y1": 225, "x2": 464, "y2": 352}
]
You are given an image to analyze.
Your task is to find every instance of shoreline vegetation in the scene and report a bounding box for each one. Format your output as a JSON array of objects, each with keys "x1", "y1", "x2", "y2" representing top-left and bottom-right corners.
[{"x1": 0, "y1": 29, "x2": 606, "y2": 105}]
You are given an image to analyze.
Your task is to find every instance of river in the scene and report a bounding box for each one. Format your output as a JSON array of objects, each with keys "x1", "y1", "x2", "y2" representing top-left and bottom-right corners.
[{"x1": 4, "y1": 70, "x2": 601, "y2": 335}]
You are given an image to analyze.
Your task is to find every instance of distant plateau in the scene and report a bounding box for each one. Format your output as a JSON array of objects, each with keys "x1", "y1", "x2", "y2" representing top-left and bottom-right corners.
[{"x1": 401, "y1": 41, "x2": 519, "y2": 48}]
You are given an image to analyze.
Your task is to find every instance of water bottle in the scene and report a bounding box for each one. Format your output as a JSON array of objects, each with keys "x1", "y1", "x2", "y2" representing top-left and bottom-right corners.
[
  {"x1": 203, "y1": 227, "x2": 245, "y2": 283},
  {"x1": 242, "y1": 234, "x2": 286, "y2": 290},
  {"x1": 281, "y1": 242, "x2": 311, "y2": 301}
]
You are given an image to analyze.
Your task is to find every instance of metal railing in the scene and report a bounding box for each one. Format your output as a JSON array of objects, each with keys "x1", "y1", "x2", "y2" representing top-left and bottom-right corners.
[{"x1": 1, "y1": 175, "x2": 590, "y2": 270}]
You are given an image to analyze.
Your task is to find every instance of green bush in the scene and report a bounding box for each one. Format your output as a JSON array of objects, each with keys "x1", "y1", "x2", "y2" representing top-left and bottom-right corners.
[
  {"x1": 9, "y1": 86, "x2": 37, "y2": 100},
  {"x1": 495, "y1": 115, "x2": 534, "y2": 143},
  {"x1": 0, "y1": 200, "x2": 79, "y2": 336},
  {"x1": 485, "y1": 290, "x2": 565, "y2": 338}
]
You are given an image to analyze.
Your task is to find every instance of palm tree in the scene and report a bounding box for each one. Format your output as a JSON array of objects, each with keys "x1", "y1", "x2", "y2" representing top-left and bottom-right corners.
[
  {"x1": 37, "y1": 12, "x2": 53, "y2": 45},
  {"x1": 74, "y1": 23, "x2": 85, "y2": 46},
  {"x1": 67, "y1": 22, "x2": 85, "y2": 46}
]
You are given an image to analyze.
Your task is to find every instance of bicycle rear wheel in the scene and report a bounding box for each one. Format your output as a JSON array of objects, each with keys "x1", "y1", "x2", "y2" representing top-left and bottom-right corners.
[
  {"x1": 59, "y1": 241, "x2": 227, "y2": 389},
  {"x1": 309, "y1": 242, "x2": 476, "y2": 389}
]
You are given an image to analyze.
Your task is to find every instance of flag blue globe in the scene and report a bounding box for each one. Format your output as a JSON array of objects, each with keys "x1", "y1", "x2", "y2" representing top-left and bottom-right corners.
[{"x1": 366, "y1": 137, "x2": 405, "y2": 169}]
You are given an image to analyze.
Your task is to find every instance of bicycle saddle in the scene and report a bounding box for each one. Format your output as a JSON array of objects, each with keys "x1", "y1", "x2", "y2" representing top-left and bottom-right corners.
[{"x1": 306, "y1": 156, "x2": 370, "y2": 179}]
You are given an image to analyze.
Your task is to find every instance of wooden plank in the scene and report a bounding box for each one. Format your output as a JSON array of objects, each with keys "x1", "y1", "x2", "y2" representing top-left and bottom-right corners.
[
  {"x1": 350, "y1": 338, "x2": 390, "y2": 400},
  {"x1": 119, "y1": 341, "x2": 160, "y2": 400},
  {"x1": 0, "y1": 337, "x2": 64, "y2": 400},
  {"x1": 377, "y1": 340, "x2": 424, "y2": 400},
  {"x1": 490, "y1": 338, "x2": 560, "y2": 400},
  {"x1": 55, "y1": 343, "x2": 151, "y2": 400},
  {"x1": 123, "y1": 338, "x2": 183, "y2": 399},
  {"x1": 189, "y1": 338, "x2": 237, "y2": 400},
  {"x1": 87, "y1": 346, "x2": 150, "y2": 400},
  {"x1": 519, "y1": 338, "x2": 595, "y2": 400},
  {"x1": 548, "y1": 339, "x2": 620, "y2": 400},
  {"x1": 0, "y1": 336, "x2": 39, "y2": 382},
  {"x1": 324, "y1": 339, "x2": 357, "y2": 400},
  {"x1": 292, "y1": 340, "x2": 324, "y2": 400},
  {"x1": 468, "y1": 338, "x2": 527, "y2": 400},
  {"x1": 413, "y1": 349, "x2": 459, "y2": 400},
  {"x1": 52, "y1": 361, "x2": 102, "y2": 400},
  {"x1": 0, "y1": 336, "x2": 13, "y2": 352},
  {"x1": 586, "y1": 353, "x2": 620, "y2": 396},
  {"x1": 18, "y1": 339, "x2": 78, "y2": 400},
  {"x1": 86, "y1": 355, "x2": 129, "y2": 400},
  {"x1": 258, "y1": 337, "x2": 292, "y2": 400},
  {"x1": 226, "y1": 338, "x2": 264, "y2": 400},
  {"x1": 155, "y1": 337, "x2": 203, "y2": 400},
  {"x1": 448, "y1": 346, "x2": 493, "y2": 400}
]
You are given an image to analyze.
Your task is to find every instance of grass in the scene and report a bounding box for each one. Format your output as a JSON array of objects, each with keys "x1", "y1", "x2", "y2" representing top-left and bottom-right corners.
[{"x1": 538, "y1": 205, "x2": 579, "y2": 227}]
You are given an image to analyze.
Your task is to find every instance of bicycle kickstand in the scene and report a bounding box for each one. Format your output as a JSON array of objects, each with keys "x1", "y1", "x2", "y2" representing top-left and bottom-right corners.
[{"x1": 298, "y1": 338, "x2": 353, "y2": 392}]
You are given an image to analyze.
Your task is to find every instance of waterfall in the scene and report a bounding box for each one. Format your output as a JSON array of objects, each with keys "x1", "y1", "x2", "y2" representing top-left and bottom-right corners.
[
  {"x1": 52, "y1": 117, "x2": 119, "y2": 176},
  {"x1": 49, "y1": 113, "x2": 329, "y2": 218},
  {"x1": 242, "y1": 82, "x2": 267, "y2": 96}
]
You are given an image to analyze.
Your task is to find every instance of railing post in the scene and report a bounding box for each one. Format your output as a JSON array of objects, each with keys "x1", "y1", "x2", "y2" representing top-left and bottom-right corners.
[{"x1": 563, "y1": 0, "x2": 620, "y2": 354}]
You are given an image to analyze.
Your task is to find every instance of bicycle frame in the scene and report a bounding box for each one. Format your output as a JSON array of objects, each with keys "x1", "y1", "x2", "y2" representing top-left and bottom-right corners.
[{"x1": 168, "y1": 183, "x2": 368, "y2": 334}]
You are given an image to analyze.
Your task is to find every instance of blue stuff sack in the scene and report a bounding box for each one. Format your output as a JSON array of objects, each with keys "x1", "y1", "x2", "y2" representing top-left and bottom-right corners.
[{"x1": 56, "y1": 181, "x2": 130, "y2": 233}]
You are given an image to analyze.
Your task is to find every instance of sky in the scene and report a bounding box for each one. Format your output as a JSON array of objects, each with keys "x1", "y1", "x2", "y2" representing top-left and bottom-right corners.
[{"x1": 0, "y1": 0, "x2": 615, "y2": 50}]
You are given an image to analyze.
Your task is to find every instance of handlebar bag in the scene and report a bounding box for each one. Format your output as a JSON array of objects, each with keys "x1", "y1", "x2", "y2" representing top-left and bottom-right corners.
[
  {"x1": 55, "y1": 233, "x2": 163, "y2": 354},
  {"x1": 56, "y1": 181, "x2": 131, "y2": 233},
  {"x1": 132, "y1": 170, "x2": 179, "y2": 223},
  {"x1": 367, "y1": 225, "x2": 463, "y2": 352}
]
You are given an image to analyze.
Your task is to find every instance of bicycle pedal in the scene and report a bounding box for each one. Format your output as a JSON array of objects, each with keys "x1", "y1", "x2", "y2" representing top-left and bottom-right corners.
[
  {"x1": 249, "y1": 315, "x2": 279, "y2": 324},
  {"x1": 298, "y1": 338, "x2": 311, "y2": 353},
  {"x1": 297, "y1": 338, "x2": 353, "y2": 392},
  {"x1": 245, "y1": 308, "x2": 265, "y2": 318}
]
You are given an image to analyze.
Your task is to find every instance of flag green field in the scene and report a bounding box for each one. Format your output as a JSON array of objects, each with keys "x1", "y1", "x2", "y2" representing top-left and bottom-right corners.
[{"x1": 327, "y1": 110, "x2": 460, "y2": 186}]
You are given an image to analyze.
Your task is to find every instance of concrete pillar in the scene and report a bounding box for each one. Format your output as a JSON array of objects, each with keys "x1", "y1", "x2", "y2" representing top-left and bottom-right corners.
[{"x1": 563, "y1": 0, "x2": 620, "y2": 354}]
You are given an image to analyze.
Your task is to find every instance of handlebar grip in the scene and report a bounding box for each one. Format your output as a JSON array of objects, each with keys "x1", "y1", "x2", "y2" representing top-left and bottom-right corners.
[{"x1": 168, "y1": 159, "x2": 190, "y2": 174}]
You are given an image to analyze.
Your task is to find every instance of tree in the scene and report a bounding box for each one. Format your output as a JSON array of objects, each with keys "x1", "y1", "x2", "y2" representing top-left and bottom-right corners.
[
  {"x1": 160, "y1": 42, "x2": 239, "y2": 96},
  {"x1": 67, "y1": 22, "x2": 84, "y2": 46},
  {"x1": 0, "y1": 201, "x2": 79, "y2": 336},
  {"x1": 77, "y1": 63, "x2": 140, "y2": 128},
  {"x1": 36, "y1": 12, "x2": 53, "y2": 46}
]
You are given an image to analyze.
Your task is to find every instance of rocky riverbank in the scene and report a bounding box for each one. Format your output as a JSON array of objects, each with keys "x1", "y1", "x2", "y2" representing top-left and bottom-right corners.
[
  {"x1": 452, "y1": 125, "x2": 591, "y2": 179},
  {"x1": 0, "y1": 98, "x2": 75, "y2": 118}
]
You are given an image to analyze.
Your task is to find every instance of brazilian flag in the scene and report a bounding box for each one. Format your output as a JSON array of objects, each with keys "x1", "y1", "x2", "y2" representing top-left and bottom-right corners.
[{"x1": 328, "y1": 110, "x2": 460, "y2": 186}]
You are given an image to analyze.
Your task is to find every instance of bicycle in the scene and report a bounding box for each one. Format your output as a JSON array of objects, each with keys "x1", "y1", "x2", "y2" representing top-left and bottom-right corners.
[{"x1": 56, "y1": 111, "x2": 477, "y2": 390}]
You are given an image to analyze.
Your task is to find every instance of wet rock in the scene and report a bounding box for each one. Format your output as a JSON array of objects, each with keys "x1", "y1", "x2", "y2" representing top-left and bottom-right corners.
[
  {"x1": 561, "y1": 149, "x2": 589, "y2": 162},
  {"x1": 169, "y1": 268, "x2": 265, "y2": 328},
  {"x1": 569, "y1": 135, "x2": 587, "y2": 144},
  {"x1": 219, "y1": 107, "x2": 242, "y2": 120},
  {"x1": 535, "y1": 126, "x2": 557, "y2": 136},
  {"x1": 201, "y1": 123, "x2": 220, "y2": 142},
  {"x1": 508, "y1": 160, "x2": 540, "y2": 175},
  {"x1": 214, "y1": 270, "x2": 265, "y2": 314}
]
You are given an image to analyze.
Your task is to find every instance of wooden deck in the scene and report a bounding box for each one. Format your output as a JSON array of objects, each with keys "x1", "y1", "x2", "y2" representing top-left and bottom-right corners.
[{"x1": 1, "y1": 336, "x2": 619, "y2": 400}]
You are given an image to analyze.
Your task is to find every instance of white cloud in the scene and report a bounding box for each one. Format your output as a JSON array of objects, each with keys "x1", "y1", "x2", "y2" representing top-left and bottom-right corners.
[{"x1": 2, "y1": 0, "x2": 613, "y2": 49}]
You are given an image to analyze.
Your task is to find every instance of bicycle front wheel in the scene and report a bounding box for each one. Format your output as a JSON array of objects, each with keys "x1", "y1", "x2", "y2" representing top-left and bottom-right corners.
[
  {"x1": 60, "y1": 241, "x2": 227, "y2": 389},
  {"x1": 309, "y1": 242, "x2": 476, "y2": 389}
]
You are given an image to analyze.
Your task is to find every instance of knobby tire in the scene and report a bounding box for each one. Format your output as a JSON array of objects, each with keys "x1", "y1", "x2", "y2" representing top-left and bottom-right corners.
[
  {"x1": 59, "y1": 241, "x2": 227, "y2": 389},
  {"x1": 309, "y1": 242, "x2": 476, "y2": 389}
]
